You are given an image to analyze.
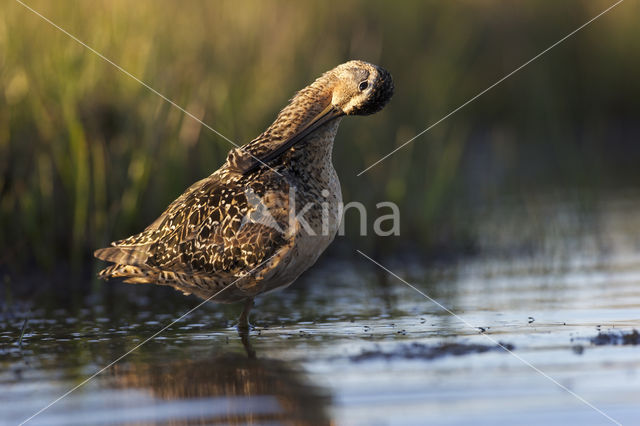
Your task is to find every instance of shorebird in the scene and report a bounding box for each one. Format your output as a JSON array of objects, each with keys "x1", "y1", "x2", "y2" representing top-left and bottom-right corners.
[{"x1": 95, "y1": 60, "x2": 394, "y2": 329}]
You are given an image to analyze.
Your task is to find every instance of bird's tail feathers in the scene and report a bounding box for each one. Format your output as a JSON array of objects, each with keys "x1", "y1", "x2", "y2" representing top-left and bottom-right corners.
[
  {"x1": 94, "y1": 246, "x2": 151, "y2": 265},
  {"x1": 98, "y1": 264, "x2": 157, "y2": 284}
]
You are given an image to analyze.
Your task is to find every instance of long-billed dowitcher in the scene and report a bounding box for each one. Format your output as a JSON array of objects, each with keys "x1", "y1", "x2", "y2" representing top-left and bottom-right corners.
[{"x1": 95, "y1": 60, "x2": 394, "y2": 329}]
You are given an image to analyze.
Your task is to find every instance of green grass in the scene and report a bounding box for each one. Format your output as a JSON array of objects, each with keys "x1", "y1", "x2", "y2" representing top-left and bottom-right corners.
[{"x1": 1, "y1": 0, "x2": 639, "y2": 278}]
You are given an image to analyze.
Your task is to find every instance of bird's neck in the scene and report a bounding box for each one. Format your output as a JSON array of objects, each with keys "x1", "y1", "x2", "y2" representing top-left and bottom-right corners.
[
  {"x1": 238, "y1": 73, "x2": 341, "y2": 175},
  {"x1": 282, "y1": 116, "x2": 342, "y2": 178},
  {"x1": 268, "y1": 75, "x2": 336, "y2": 138}
]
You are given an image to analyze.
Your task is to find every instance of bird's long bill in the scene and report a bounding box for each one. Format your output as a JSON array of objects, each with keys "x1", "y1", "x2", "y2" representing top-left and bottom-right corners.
[{"x1": 241, "y1": 104, "x2": 344, "y2": 174}]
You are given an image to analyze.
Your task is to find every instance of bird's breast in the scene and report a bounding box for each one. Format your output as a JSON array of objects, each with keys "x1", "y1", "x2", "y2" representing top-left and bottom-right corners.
[{"x1": 256, "y1": 119, "x2": 343, "y2": 291}]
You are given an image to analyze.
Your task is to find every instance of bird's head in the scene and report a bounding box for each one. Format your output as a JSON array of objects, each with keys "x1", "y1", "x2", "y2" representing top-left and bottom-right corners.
[
  {"x1": 329, "y1": 60, "x2": 394, "y2": 116},
  {"x1": 231, "y1": 60, "x2": 394, "y2": 174}
]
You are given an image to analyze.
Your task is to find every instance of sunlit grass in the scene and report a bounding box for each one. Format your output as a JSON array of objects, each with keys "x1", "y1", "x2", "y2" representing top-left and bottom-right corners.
[{"x1": 1, "y1": 0, "x2": 639, "y2": 278}]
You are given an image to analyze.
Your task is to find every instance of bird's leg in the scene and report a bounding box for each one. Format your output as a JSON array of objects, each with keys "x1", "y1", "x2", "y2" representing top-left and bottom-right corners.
[
  {"x1": 239, "y1": 327, "x2": 257, "y2": 359},
  {"x1": 237, "y1": 297, "x2": 254, "y2": 332}
]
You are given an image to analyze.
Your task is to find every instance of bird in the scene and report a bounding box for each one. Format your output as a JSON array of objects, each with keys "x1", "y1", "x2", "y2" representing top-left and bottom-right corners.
[{"x1": 94, "y1": 60, "x2": 394, "y2": 330}]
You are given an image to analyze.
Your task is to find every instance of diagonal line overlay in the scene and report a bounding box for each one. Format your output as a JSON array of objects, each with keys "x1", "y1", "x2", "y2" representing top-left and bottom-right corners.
[
  {"x1": 356, "y1": 250, "x2": 621, "y2": 426},
  {"x1": 19, "y1": 251, "x2": 280, "y2": 425},
  {"x1": 14, "y1": 0, "x2": 282, "y2": 176},
  {"x1": 357, "y1": 0, "x2": 625, "y2": 176}
]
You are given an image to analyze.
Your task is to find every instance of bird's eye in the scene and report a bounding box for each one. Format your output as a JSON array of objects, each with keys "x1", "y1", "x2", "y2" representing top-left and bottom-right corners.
[{"x1": 358, "y1": 81, "x2": 369, "y2": 91}]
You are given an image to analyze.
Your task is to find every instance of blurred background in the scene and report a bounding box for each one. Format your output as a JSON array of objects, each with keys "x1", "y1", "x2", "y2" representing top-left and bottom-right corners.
[
  {"x1": 3, "y1": 2, "x2": 640, "y2": 424},
  {"x1": 1, "y1": 0, "x2": 639, "y2": 295}
]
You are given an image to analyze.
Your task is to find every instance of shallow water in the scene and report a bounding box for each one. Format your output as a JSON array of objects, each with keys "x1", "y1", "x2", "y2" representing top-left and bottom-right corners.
[{"x1": 2, "y1": 195, "x2": 640, "y2": 425}]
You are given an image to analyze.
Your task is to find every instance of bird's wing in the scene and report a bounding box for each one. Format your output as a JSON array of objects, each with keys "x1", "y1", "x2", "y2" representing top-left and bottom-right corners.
[{"x1": 95, "y1": 170, "x2": 296, "y2": 282}]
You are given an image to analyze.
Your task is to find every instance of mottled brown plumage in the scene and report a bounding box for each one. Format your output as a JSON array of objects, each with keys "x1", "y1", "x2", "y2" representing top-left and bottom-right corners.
[{"x1": 95, "y1": 60, "x2": 393, "y2": 327}]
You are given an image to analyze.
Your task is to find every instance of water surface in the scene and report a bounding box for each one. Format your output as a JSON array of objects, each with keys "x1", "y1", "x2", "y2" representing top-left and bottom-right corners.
[{"x1": 2, "y1": 195, "x2": 640, "y2": 425}]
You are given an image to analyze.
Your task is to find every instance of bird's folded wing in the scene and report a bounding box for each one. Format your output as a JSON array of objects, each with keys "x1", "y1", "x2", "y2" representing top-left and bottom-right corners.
[{"x1": 95, "y1": 171, "x2": 296, "y2": 280}]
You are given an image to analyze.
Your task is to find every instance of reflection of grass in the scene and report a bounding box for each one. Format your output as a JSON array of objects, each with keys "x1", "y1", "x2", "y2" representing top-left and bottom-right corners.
[{"x1": 1, "y1": 1, "x2": 639, "y2": 276}]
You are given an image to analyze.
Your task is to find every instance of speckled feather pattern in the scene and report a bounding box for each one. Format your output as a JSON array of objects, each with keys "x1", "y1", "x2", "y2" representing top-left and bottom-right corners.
[{"x1": 95, "y1": 60, "x2": 393, "y2": 303}]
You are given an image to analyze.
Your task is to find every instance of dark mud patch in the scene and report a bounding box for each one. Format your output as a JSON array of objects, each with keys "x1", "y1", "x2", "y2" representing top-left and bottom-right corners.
[
  {"x1": 590, "y1": 329, "x2": 640, "y2": 346},
  {"x1": 350, "y1": 341, "x2": 515, "y2": 362}
]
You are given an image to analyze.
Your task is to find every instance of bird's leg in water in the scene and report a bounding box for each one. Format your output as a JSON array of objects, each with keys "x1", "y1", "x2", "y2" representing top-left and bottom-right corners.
[
  {"x1": 238, "y1": 297, "x2": 254, "y2": 331},
  {"x1": 239, "y1": 327, "x2": 257, "y2": 359}
]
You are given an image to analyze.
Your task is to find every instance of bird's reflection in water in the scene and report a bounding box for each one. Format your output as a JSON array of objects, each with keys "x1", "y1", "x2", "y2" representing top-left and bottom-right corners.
[{"x1": 109, "y1": 337, "x2": 331, "y2": 425}]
